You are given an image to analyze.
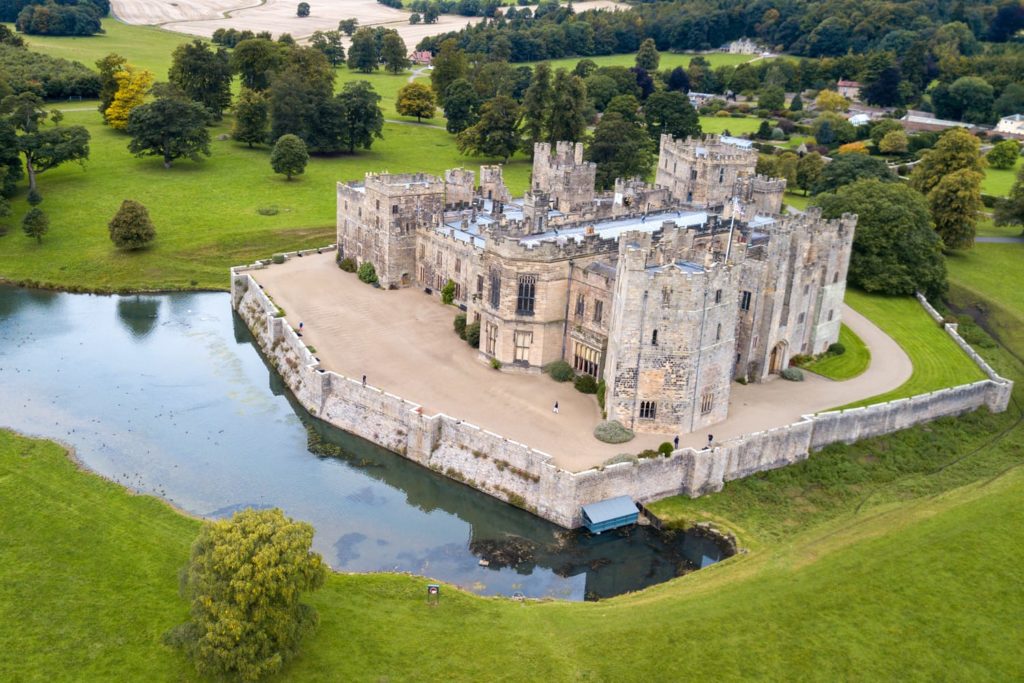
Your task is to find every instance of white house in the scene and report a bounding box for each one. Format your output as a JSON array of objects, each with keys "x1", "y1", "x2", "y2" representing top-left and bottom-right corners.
[{"x1": 996, "y1": 114, "x2": 1024, "y2": 137}]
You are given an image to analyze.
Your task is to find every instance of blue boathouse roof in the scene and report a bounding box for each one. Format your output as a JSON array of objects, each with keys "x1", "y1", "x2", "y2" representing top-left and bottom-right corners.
[{"x1": 582, "y1": 496, "x2": 638, "y2": 533}]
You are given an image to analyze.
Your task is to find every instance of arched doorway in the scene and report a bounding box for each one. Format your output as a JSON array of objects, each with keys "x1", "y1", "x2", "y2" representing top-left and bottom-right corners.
[{"x1": 769, "y1": 341, "x2": 788, "y2": 374}]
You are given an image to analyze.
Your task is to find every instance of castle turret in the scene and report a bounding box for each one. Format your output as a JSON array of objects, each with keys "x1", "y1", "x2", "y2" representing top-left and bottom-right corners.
[{"x1": 531, "y1": 141, "x2": 596, "y2": 214}]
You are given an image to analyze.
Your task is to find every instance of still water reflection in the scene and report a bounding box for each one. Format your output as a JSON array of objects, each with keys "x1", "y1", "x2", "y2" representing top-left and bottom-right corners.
[{"x1": 0, "y1": 286, "x2": 725, "y2": 600}]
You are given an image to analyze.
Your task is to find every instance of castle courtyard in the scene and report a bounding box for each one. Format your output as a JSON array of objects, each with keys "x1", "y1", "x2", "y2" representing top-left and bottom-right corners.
[{"x1": 251, "y1": 252, "x2": 913, "y2": 471}]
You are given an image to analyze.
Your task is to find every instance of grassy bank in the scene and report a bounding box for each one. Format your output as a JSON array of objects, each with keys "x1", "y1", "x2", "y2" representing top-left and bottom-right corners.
[
  {"x1": 839, "y1": 289, "x2": 986, "y2": 408},
  {"x1": 981, "y1": 155, "x2": 1022, "y2": 197},
  {"x1": 803, "y1": 323, "x2": 870, "y2": 380}
]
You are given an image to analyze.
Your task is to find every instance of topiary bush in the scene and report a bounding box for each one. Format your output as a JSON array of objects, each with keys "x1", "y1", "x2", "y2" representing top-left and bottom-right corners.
[
  {"x1": 357, "y1": 261, "x2": 378, "y2": 284},
  {"x1": 658, "y1": 442, "x2": 674, "y2": 456},
  {"x1": 594, "y1": 420, "x2": 635, "y2": 444},
  {"x1": 453, "y1": 312, "x2": 467, "y2": 339},
  {"x1": 544, "y1": 360, "x2": 574, "y2": 382},
  {"x1": 781, "y1": 367, "x2": 804, "y2": 382},
  {"x1": 574, "y1": 374, "x2": 598, "y2": 394},
  {"x1": 272, "y1": 253, "x2": 286, "y2": 264},
  {"x1": 828, "y1": 342, "x2": 846, "y2": 355},
  {"x1": 465, "y1": 321, "x2": 480, "y2": 348},
  {"x1": 338, "y1": 257, "x2": 357, "y2": 272}
]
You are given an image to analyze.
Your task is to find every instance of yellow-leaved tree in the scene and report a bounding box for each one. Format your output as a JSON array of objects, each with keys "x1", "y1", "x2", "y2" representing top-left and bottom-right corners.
[{"x1": 104, "y1": 67, "x2": 154, "y2": 130}]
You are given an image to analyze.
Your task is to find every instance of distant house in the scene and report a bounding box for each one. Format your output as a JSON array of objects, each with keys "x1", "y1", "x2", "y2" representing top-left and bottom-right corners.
[
  {"x1": 724, "y1": 38, "x2": 760, "y2": 54},
  {"x1": 996, "y1": 114, "x2": 1024, "y2": 137},
  {"x1": 848, "y1": 113, "x2": 871, "y2": 126},
  {"x1": 409, "y1": 50, "x2": 432, "y2": 65},
  {"x1": 686, "y1": 91, "x2": 716, "y2": 108},
  {"x1": 836, "y1": 80, "x2": 861, "y2": 101}
]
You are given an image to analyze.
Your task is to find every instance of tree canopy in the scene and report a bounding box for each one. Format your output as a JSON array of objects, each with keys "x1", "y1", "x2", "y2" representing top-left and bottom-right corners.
[
  {"x1": 815, "y1": 179, "x2": 946, "y2": 298},
  {"x1": 456, "y1": 95, "x2": 521, "y2": 162},
  {"x1": 126, "y1": 94, "x2": 211, "y2": 168},
  {"x1": 909, "y1": 127, "x2": 983, "y2": 195},
  {"x1": 812, "y1": 153, "x2": 896, "y2": 195},
  {"x1": 108, "y1": 199, "x2": 156, "y2": 250},
  {"x1": 168, "y1": 508, "x2": 327, "y2": 681},
  {"x1": 586, "y1": 111, "x2": 654, "y2": 190},
  {"x1": 2, "y1": 92, "x2": 90, "y2": 193},
  {"x1": 271, "y1": 134, "x2": 309, "y2": 179},
  {"x1": 169, "y1": 40, "x2": 233, "y2": 120},
  {"x1": 396, "y1": 82, "x2": 435, "y2": 122}
]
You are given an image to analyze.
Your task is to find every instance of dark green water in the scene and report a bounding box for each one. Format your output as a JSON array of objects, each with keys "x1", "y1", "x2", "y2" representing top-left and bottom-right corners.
[{"x1": 0, "y1": 286, "x2": 726, "y2": 600}]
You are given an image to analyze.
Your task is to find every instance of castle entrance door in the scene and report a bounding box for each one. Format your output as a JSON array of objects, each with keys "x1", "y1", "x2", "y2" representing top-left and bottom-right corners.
[{"x1": 769, "y1": 341, "x2": 788, "y2": 374}]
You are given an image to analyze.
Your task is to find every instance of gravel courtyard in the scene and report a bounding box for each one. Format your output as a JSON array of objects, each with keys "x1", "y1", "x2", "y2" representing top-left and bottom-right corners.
[{"x1": 251, "y1": 252, "x2": 912, "y2": 471}]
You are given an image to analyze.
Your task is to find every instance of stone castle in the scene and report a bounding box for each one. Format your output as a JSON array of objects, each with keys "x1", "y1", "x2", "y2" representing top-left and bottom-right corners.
[{"x1": 336, "y1": 135, "x2": 856, "y2": 436}]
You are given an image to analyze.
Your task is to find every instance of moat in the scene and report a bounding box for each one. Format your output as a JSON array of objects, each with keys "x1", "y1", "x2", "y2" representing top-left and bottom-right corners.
[{"x1": 0, "y1": 285, "x2": 727, "y2": 601}]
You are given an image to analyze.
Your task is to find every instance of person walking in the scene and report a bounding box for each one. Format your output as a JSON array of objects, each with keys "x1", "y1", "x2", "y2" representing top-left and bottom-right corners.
[
  {"x1": 553, "y1": 401, "x2": 559, "y2": 414},
  {"x1": 362, "y1": 374, "x2": 366, "y2": 386},
  {"x1": 673, "y1": 435, "x2": 679, "y2": 450}
]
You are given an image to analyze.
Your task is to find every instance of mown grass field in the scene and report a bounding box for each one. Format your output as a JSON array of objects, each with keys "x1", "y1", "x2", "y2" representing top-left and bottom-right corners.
[
  {"x1": 981, "y1": 155, "x2": 1022, "y2": 196},
  {"x1": 535, "y1": 50, "x2": 758, "y2": 73},
  {"x1": 947, "y1": 243, "x2": 1024, "y2": 352},
  {"x1": 697, "y1": 115, "x2": 764, "y2": 135},
  {"x1": 803, "y1": 323, "x2": 870, "y2": 380},
  {"x1": 839, "y1": 289, "x2": 986, "y2": 408}
]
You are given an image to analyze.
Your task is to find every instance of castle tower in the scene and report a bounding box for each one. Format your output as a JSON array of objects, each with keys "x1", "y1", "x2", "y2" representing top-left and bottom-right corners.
[
  {"x1": 336, "y1": 172, "x2": 445, "y2": 289},
  {"x1": 444, "y1": 168, "x2": 475, "y2": 208},
  {"x1": 531, "y1": 141, "x2": 596, "y2": 213},
  {"x1": 479, "y1": 165, "x2": 512, "y2": 204},
  {"x1": 602, "y1": 230, "x2": 739, "y2": 435}
]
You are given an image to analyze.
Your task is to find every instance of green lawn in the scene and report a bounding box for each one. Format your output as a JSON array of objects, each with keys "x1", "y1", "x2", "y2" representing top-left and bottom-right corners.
[
  {"x1": 802, "y1": 323, "x2": 870, "y2": 380},
  {"x1": 533, "y1": 51, "x2": 759, "y2": 73},
  {"x1": 946, "y1": 243, "x2": 1024, "y2": 351},
  {"x1": 837, "y1": 289, "x2": 986, "y2": 408},
  {"x1": 699, "y1": 115, "x2": 764, "y2": 135},
  {"x1": 0, "y1": 108, "x2": 529, "y2": 291},
  {"x1": 4, "y1": 405, "x2": 1024, "y2": 681},
  {"x1": 783, "y1": 190, "x2": 810, "y2": 211},
  {"x1": 976, "y1": 215, "x2": 1023, "y2": 238},
  {"x1": 982, "y1": 155, "x2": 1022, "y2": 197}
]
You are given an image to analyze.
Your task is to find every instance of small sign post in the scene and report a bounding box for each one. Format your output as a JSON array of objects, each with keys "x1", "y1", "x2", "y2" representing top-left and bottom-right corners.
[{"x1": 426, "y1": 583, "x2": 440, "y2": 606}]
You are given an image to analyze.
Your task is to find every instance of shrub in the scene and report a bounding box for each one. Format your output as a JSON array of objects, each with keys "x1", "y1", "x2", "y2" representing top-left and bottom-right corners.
[
  {"x1": 464, "y1": 321, "x2": 480, "y2": 348},
  {"x1": 596, "y1": 378, "x2": 606, "y2": 410},
  {"x1": 272, "y1": 253, "x2": 286, "y2": 264},
  {"x1": 574, "y1": 374, "x2": 598, "y2": 394},
  {"x1": 338, "y1": 257, "x2": 357, "y2": 272},
  {"x1": 594, "y1": 420, "x2": 635, "y2": 444},
  {"x1": 26, "y1": 188, "x2": 42, "y2": 206},
  {"x1": 108, "y1": 199, "x2": 156, "y2": 250},
  {"x1": 637, "y1": 449, "x2": 661, "y2": 459},
  {"x1": 827, "y1": 342, "x2": 846, "y2": 355},
  {"x1": 658, "y1": 442, "x2": 674, "y2": 456},
  {"x1": 257, "y1": 206, "x2": 279, "y2": 216},
  {"x1": 781, "y1": 367, "x2": 804, "y2": 382},
  {"x1": 490, "y1": 357, "x2": 502, "y2": 370},
  {"x1": 357, "y1": 261, "x2": 378, "y2": 284},
  {"x1": 789, "y1": 353, "x2": 813, "y2": 367},
  {"x1": 453, "y1": 312, "x2": 467, "y2": 338},
  {"x1": 544, "y1": 360, "x2": 574, "y2": 382},
  {"x1": 297, "y1": 1, "x2": 310, "y2": 16},
  {"x1": 441, "y1": 279, "x2": 456, "y2": 304},
  {"x1": 602, "y1": 453, "x2": 638, "y2": 466}
]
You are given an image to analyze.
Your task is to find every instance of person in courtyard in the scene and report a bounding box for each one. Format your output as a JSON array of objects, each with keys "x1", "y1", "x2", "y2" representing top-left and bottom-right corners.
[
  {"x1": 673, "y1": 435, "x2": 679, "y2": 450},
  {"x1": 362, "y1": 375, "x2": 366, "y2": 386},
  {"x1": 705, "y1": 434, "x2": 714, "y2": 450},
  {"x1": 553, "y1": 401, "x2": 559, "y2": 414}
]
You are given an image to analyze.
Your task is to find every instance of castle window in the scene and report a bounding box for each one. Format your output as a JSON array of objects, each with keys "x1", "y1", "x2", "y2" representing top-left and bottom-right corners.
[
  {"x1": 573, "y1": 341, "x2": 600, "y2": 377},
  {"x1": 833, "y1": 272, "x2": 839, "y2": 284},
  {"x1": 418, "y1": 244, "x2": 424, "y2": 259},
  {"x1": 454, "y1": 282, "x2": 462, "y2": 300},
  {"x1": 485, "y1": 322, "x2": 498, "y2": 355},
  {"x1": 455, "y1": 258, "x2": 461, "y2": 275},
  {"x1": 376, "y1": 200, "x2": 380, "y2": 210},
  {"x1": 798, "y1": 312, "x2": 805, "y2": 324},
  {"x1": 662, "y1": 288, "x2": 671, "y2": 306},
  {"x1": 828, "y1": 309, "x2": 834, "y2": 322},
  {"x1": 594, "y1": 300, "x2": 604, "y2": 324},
  {"x1": 513, "y1": 330, "x2": 533, "y2": 363},
  {"x1": 490, "y1": 270, "x2": 501, "y2": 308},
  {"x1": 690, "y1": 169, "x2": 698, "y2": 181},
  {"x1": 715, "y1": 289, "x2": 722, "y2": 303},
  {"x1": 716, "y1": 323, "x2": 722, "y2": 341},
  {"x1": 639, "y1": 401, "x2": 657, "y2": 419},
  {"x1": 436, "y1": 252, "x2": 442, "y2": 267},
  {"x1": 575, "y1": 293, "x2": 585, "y2": 317},
  {"x1": 436, "y1": 274, "x2": 444, "y2": 290},
  {"x1": 718, "y1": 167, "x2": 725, "y2": 184},
  {"x1": 701, "y1": 392, "x2": 714, "y2": 414},
  {"x1": 516, "y1": 275, "x2": 536, "y2": 316},
  {"x1": 803, "y1": 284, "x2": 810, "y2": 295},
  {"x1": 477, "y1": 275, "x2": 484, "y2": 295},
  {"x1": 392, "y1": 204, "x2": 398, "y2": 214},
  {"x1": 740, "y1": 290, "x2": 752, "y2": 311},
  {"x1": 651, "y1": 329, "x2": 658, "y2": 346}
]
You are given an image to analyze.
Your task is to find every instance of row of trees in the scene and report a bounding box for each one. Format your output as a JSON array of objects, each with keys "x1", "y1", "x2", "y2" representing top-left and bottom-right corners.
[{"x1": 13, "y1": 0, "x2": 106, "y2": 36}]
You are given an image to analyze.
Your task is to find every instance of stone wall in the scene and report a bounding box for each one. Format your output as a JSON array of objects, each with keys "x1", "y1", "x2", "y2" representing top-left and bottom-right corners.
[{"x1": 232, "y1": 255, "x2": 1013, "y2": 529}]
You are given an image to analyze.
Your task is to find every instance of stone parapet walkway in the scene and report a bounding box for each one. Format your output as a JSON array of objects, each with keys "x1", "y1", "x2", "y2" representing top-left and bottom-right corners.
[{"x1": 251, "y1": 252, "x2": 912, "y2": 471}]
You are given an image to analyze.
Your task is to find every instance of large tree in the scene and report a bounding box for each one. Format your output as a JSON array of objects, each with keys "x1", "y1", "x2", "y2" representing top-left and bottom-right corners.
[
  {"x1": 795, "y1": 152, "x2": 824, "y2": 195},
  {"x1": 456, "y1": 95, "x2": 521, "y2": 162},
  {"x1": 546, "y1": 69, "x2": 588, "y2": 144},
  {"x1": 643, "y1": 90, "x2": 700, "y2": 142},
  {"x1": 126, "y1": 94, "x2": 211, "y2": 169},
  {"x1": 168, "y1": 508, "x2": 327, "y2": 681},
  {"x1": 520, "y1": 61, "x2": 551, "y2": 153},
  {"x1": 347, "y1": 27, "x2": 378, "y2": 73},
  {"x1": 586, "y1": 111, "x2": 654, "y2": 190},
  {"x1": 104, "y1": 67, "x2": 154, "y2": 130},
  {"x1": 309, "y1": 30, "x2": 345, "y2": 66},
  {"x1": 928, "y1": 168, "x2": 982, "y2": 250},
  {"x1": 169, "y1": 39, "x2": 233, "y2": 120},
  {"x1": 380, "y1": 32, "x2": 409, "y2": 74},
  {"x1": 812, "y1": 153, "x2": 896, "y2": 194},
  {"x1": 0, "y1": 116, "x2": 21, "y2": 198},
  {"x1": 2, "y1": 93, "x2": 90, "y2": 193},
  {"x1": 994, "y1": 163, "x2": 1024, "y2": 236},
  {"x1": 395, "y1": 82, "x2": 435, "y2": 122},
  {"x1": 231, "y1": 88, "x2": 268, "y2": 147},
  {"x1": 430, "y1": 39, "x2": 467, "y2": 105},
  {"x1": 108, "y1": 199, "x2": 156, "y2": 250},
  {"x1": 815, "y1": 179, "x2": 946, "y2": 298},
  {"x1": 268, "y1": 64, "x2": 332, "y2": 145},
  {"x1": 230, "y1": 39, "x2": 286, "y2": 91},
  {"x1": 443, "y1": 78, "x2": 478, "y2": 134},
  {"x1": 635, "y1": 37, "x2": 659, "y2": 72},
  {"x1": 308, "y1": 81, "x2": 384, "y2": 154},
  {"x1": 95, "y1": 52, "x2": 127, "y2": 117},
  {"x1": 986, "y1": 139, "x2": 1020, "y2": 170},
  {"x1": 909, "y1": 127, "x2": 983, "y2": 195},
  {"x1": 270, "y1": 134, "x2": 308, "y2": 179}
]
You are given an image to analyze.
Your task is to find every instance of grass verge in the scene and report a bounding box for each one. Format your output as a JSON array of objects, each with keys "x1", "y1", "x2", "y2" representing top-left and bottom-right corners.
[{"x1": 802, "y1": 323, "x2": 870, "y2": 380}]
